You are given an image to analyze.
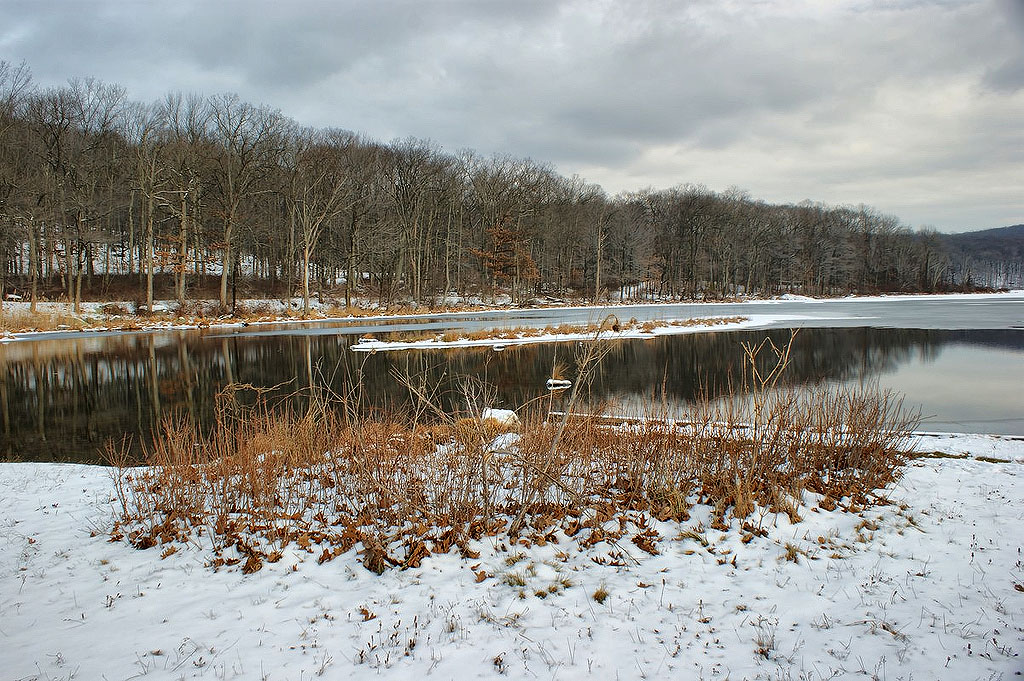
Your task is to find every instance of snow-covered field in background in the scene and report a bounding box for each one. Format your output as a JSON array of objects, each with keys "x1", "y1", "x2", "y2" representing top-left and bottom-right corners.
[{"x1": 2, "y1": 434, "x2": 1021, "y2": 681}]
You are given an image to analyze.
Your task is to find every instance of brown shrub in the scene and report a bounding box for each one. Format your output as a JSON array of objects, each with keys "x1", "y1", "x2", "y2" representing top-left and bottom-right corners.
[{"x1": 108, "y1": 331, "x2": 916, "y2": 573}]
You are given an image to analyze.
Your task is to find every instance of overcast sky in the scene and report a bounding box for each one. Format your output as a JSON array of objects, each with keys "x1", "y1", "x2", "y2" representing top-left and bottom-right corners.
[{"x1": 2, "y1": 0, "x2": 1021, "y2": 232}]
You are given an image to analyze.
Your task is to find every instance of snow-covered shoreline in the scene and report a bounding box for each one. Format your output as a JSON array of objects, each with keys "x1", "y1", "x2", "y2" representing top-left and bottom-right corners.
[
  {"x1": 2, "y1": 432, "x2": 1021, "y2": 681},
  {"x1": 3, "y1": 290, "x2": 1022, "y2": 343}
]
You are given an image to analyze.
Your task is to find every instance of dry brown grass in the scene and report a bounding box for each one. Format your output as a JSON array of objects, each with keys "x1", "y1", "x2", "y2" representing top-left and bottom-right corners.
[
  {"x1": 108, "y1": 328, "x2": 917, "y2": 574},
  {"x1": 0, "y1": 309, "x2": 91, "y2": 333},
  {"x1": 0, "y1": 301, "x2": 283, "y2": 333}
]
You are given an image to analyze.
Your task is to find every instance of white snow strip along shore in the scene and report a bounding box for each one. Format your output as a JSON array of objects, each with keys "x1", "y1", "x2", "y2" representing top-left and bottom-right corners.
[
  {"x1": 348, "y1": 315, "x2": 802, "y2": 352},
  {"x1": 1, "y1": 432, "x2": 1021, "y2": 680}
]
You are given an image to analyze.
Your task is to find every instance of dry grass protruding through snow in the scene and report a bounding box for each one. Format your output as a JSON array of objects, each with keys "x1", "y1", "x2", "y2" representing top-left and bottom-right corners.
[{"x1": 108, "y1": 330, "x2": 919, "y2": 574}]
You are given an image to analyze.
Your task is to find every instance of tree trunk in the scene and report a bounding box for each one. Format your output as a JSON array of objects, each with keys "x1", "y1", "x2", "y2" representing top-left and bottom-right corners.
[
  {"x1": 219, "y1": 217, "x2": 233, "y2": 309},
  {"x1": 345, "y1": 206, "x2": 356, "y2": 309},
  {"x1": 287, "y1": 201, "x2": 296, "y2": 302},
  {"x1": 176, "y1": 190, "x2": 188, "y2": 305},
  {"x1": 28, "y1": 222, "x2": 38, "y2": 313},
  {"x1": 146, "y1": 192, "x2": 155, "y2": 311},
  {"x1": 302, "y1": 242, "x2": 312, "y2": 317},
  {"x1": 128, "y1": 192, "x2": 135, "y2": 278}
]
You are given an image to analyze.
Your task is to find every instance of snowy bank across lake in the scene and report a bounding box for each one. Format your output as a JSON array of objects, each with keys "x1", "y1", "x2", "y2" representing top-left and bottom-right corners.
[{"x1": 1, "y1": 433, "x2": 1021, "y2": 681}]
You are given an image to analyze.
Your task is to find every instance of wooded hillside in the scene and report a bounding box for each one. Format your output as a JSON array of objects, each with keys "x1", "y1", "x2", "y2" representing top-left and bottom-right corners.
[
  {"x1": 0, "y1": 61, "x2": 1014, "y2": 314},
  {"x1": 943, "y1": 225, "x2": 1024, "y2": 289}
]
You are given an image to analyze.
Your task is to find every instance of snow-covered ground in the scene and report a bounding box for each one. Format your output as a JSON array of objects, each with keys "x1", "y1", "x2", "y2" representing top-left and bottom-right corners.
[{"x1": 2, "y1": 433, "x2": 1021, "y2": 681}]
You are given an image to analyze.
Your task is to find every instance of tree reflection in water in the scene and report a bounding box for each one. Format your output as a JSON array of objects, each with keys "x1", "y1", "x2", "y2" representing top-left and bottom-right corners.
[{"x1": 2, "y1": 327, "x2": 1021, "y2": 463}]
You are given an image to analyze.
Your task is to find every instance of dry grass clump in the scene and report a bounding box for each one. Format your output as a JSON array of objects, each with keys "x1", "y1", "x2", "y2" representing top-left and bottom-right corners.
[
  {"x1": 1, "y1": 309, "x2": 90, "y2": 332},
  {"x1": 669, "y1": 315, "x2": 746, "y2": 328},
  {"x1": 524, "y1": 385, "x2": 912, "y2": 531},
  {"x1": 108, "y1": 329, "x2": 917, "y2": 574},
  {"x1": 100, "y1": 302, "x2": 131, "y2": 316},
  {"x1": 2, "y1": 300, "x2": 237, "y2": 333}
]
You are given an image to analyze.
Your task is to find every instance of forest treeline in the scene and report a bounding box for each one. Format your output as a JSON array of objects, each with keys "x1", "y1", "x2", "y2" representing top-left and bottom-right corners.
[{"x1": 0, "y1": 61, "x2": 1006, "y2": 315}]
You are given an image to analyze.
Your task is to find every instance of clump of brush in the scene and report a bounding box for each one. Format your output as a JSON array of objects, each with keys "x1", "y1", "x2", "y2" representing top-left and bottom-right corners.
[{"x1": 108, "y1": 327, "x2": 917, "y2": 573}]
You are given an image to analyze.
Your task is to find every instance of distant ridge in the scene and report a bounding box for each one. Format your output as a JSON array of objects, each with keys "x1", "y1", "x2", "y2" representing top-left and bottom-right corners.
[{"x1": 942, "y1": 224, "x2": 1024, "y2": 288}]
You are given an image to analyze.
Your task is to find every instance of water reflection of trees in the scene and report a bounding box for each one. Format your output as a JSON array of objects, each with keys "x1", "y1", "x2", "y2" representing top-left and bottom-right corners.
[{"x1": 2, "y1": 328, "x2": 1021, "y2": 463}]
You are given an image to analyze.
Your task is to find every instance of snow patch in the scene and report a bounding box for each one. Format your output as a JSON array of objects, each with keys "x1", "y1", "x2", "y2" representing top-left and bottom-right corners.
[
  {"x1": 1, "y1": 431, "x2": 1021, "y2": 679},
  {"x1": 480, "y1": 408, "x2": 519, "y2": 426}
]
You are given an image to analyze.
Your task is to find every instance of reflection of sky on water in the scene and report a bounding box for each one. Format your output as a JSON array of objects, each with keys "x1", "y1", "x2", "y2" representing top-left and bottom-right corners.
[
  {"x1": 593, "y1": 333, "x2": 1024, "y2": 436},
  {"x1": 878, "y1": 344, "x2": 1024, "y2": 434}
]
